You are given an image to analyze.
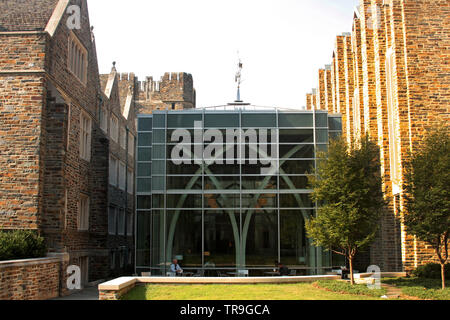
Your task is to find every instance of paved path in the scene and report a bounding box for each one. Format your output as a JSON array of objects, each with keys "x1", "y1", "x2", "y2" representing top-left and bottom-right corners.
[{"x1": 52, "y1": 286, "x2": 99, "y2": 300}]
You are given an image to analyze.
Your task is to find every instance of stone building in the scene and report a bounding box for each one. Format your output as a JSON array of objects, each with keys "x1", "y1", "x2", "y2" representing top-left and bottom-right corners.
[
  {"x1": 306, "y1": 0, "x2": 449, "y2": 272},
  {"x1": 100, "y1": 65, "x2": 137, "y2": 278},
  {"x1": 0, "y1": 0, "x2": 136, "y2": 293},
  {"x1": 136, "y1": 72, "x2": 196, "y2": 114},
  {"x1": 0, "y1": 0, "x2": 197, "y2": 295}
]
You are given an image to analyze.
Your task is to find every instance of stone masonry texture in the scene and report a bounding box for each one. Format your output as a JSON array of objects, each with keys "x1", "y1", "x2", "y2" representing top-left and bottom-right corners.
[{"x1": 306, "y1": 0, "x2": 450, "y2": 273}]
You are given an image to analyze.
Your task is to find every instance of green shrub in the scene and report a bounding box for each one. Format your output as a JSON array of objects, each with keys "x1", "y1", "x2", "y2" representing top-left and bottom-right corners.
[
  {"x1": 315, "y1": 280, "x2": 387, "y2": 297},
  {"x1": 0, "y1": 230, "x2": 47, "y2": 261},
  {"x1": 383, "y1": 277, "x2": 449, "y2": 300},
  {"x1": 412, "y1": 263, "x2": 450, "y2": 279}
]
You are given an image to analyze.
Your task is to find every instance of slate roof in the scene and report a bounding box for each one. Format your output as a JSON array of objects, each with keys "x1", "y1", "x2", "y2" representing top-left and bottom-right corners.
[{"x1": 0, "y1": 0, "x2": 60, "y2": 32}]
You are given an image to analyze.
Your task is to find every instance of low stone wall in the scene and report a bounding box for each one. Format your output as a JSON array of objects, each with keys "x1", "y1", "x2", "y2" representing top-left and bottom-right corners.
[
  {"x1": 0, "y1": 257, "x2": 61, "y2": 300},
  {"x1": 98, "y1": 275, "x2": 341, "y2": 300}
]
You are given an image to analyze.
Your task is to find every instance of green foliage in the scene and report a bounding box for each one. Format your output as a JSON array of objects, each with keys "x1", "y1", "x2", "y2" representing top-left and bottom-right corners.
[
  {"x1": 411, "y1": 263, "x2": 450, "y2": 279},
  {"x1": 383, "y1": 277, "x2": 450, "y2": 300},
  {"x1": 403, "y1": 126, "x2": 450, "y2": 247},
  {"x1": 305, "y1": 135, "x2": 384, "y2": 257},
  {"x1": 315, "y1": 280, "x2": 387, "y2": 297},
  {"x1": 0, "y1": 230, "x2": 47, "y2": 261}
]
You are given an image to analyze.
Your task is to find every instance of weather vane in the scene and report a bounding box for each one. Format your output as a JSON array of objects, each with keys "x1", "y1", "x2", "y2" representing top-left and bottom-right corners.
[{"x1": 235, "y1": 52, "x2": 243, "y2": 102}]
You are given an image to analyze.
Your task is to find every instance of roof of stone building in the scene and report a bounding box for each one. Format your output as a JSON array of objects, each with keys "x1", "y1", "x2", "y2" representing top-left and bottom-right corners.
[{"x1": 0, "y1": 0, "x2": 60, "y2": 32}]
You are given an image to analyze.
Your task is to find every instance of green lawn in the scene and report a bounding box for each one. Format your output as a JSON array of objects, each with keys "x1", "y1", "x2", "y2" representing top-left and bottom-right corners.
[
  {"x1": 122, "y1": 283, "x2": 385, "y2": 300},
  {"x1": 383, "y1": 277, "x2": 450, "y2": 300}
]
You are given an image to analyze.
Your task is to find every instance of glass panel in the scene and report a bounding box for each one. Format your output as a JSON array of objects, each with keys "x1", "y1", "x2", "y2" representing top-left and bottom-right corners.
[
  {"x1": 136, "y1": 211, "x2": 150, "y2": 266},
  {"x1": 152, "y1": 195, "x2": 164, "y2": 208},
  {"x1": 152, "y1": 160, "x2": 165, "y2": 175},
  {"x1": 152, "y1": 176, "x2": 165, "y2": 191},
  {"x1": 150, "y1": 210, "x2": 164, "y2": 270},
  {"x1": 166, "y1": 211, "x2": 202, "y2": 268},
  {"x1": 168, "y1": 129, "x2": 195, "y2": 141},
  {"x1": 206, "y1": 163, "x2": 239, "y2": 175},
  {"x1": 279, "y1": 175, "x2": 310, "y2": 190},
  {"x1": 244, "y1": 210, "x2": 278, "y2": 267},
  {"x1": 328, "y1": 117, "x2": 342, "y2": 131},
  {"x1": 241, "y1": 113, "x2": 276, "y2": 127},
  {"x1": 167, "y1": 194, "x2": 203, "y2": 209},
  {"x1": 279, "y1": 129, "x2": 313, "y2": 143},
  {"x1": 241, "y1": 175, "x2": 277, "y2": 191},
  {"x1": 138, "y1": 148, "x2": 152, "y2": 161},
  {"x1": 280, "y1": 210, "x2": 308, "y2": 266},
  {"x1": 138, "y1": 133, "x2": 152, "y2": 147},
  {"x1": 279, "y1": 193, "x2": 313, "y2": 208},
  {"x1": 168, "y1": 175, "x2": 202, "y2": 190},
  {"x1": 280, "y1": 160, "x2": 315, "y2": 175},
  {"x1": 153, "y1": 130, "x2": 166, "y2": 144},
  {"x1": 152, "y1": 145, "x2": 166, "y2": 159},
  {"x1": 315, "y1": 113, "x2": 328, "y2": 127},
  {"x1": 204, "y1": 210, "x2": 240, "y2": 268},
  {"x1": 205, "y1": 176, "x2": 240, "y2": 190},
  {"x1": 204, "y1": 113, "x2": 239, "y2": 128},
  {"x1": 137, "y1": 196, "x2": 152, "y2": 209},
  {"x1": 167, "y1": 161, "x2": 201, "y2": 175},
  {"x1": 204, "y1": 193, "x2": 240, "y2": 209},
  {"x1": 153, "y1": 114, "x2": 165, "y2": 128},
  {"x1": 278, "y1": 113, "x2": 313, "y2": 127},
  {"x1": 137, "y1": 178, "x2": 152, "y2": 193},
  {"x1": 137, "y1": 163, "x2": 151, "y2": 177},
  {"x1": 280, "y1": 144, "x2": 314, "y2": 159},
  {"x1": 241, "y1": 193, "x2": 278, "y2": 209},
  {"x1": 138, "y1": 118, "x2": 152, "y2": 131},
  {"x1": 167, "y1": 114, "x2": 202, "y2": 128},
  {"x1": 316, "y1": 129, "x2": 329, "y2": 143}
]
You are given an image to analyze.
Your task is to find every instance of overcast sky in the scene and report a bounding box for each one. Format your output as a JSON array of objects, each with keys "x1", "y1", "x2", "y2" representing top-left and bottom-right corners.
[{"x1": 88, "y1": 0, "x2": 358, "y2": 109}]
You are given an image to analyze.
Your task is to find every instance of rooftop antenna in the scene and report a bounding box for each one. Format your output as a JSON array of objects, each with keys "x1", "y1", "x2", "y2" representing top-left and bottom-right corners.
[{"x1": 235, "y1": 52, "x2": 243, "y2": 102}]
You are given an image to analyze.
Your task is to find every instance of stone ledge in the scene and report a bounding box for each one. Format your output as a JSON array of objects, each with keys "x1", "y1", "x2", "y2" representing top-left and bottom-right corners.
[
  {"x1": 0, "y1": 257, "x2": 61, "y2": 269},
  {"x1": 354, "y1": 272, "x2": 407, "y2": 279}
]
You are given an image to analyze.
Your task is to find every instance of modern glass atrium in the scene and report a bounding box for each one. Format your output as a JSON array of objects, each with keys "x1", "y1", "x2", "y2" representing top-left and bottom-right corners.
[{"x1": 135, "y1": 108, "x2": 343, "y2": 276}]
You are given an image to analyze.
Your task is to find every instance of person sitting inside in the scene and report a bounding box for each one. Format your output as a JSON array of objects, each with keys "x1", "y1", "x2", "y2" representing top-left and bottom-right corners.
[
  {"x1": 170, "y1": 259, "x2": 183, "y2": 276},
  {"x1": 278, "y1": 262, "x2": 290, "y2": 276}
]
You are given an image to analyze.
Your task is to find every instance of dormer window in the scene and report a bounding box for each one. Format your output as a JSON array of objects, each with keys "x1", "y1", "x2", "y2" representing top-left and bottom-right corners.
[{"x1": 68, "y1": 32, "x2": 88, "y2": 85}]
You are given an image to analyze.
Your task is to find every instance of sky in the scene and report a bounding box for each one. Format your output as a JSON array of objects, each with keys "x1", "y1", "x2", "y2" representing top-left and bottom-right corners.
[{"x1": 88, "y1": 0, "x2": 359, "y2": 109}]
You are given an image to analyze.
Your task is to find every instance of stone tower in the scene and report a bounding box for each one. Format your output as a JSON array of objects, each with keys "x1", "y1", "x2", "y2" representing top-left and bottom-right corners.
[{"x1": 137, "y1": 72, "x2": 196, "y2": 114}]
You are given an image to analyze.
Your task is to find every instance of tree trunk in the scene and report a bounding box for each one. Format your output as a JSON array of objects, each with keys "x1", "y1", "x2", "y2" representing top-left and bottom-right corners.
[
  {"x1": 349, "y1": 256, "x2": 355, "y2": 285},
  {"x1": 441, "y1": 263, "x2": 446, "y2": 290}
]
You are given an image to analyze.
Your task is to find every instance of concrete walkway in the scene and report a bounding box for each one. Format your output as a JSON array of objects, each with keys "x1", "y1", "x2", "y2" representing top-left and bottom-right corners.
[{"x1": 51, "y1": 286, "x2": 99, "y2": 300}]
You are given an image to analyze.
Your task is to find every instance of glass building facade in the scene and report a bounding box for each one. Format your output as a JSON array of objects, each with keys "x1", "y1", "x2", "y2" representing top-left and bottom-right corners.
[{"x1": 135, "y1": 108, "x2": 342, "y2": 276}]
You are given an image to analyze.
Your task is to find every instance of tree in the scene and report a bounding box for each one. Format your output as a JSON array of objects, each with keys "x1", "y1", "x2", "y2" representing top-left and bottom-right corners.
[
  {"x1": 403, "y1": 126, "x2": 449, "y2": 290},
  {"x1": 305, "y1": 135, "x2": 384, "y2": 285}
]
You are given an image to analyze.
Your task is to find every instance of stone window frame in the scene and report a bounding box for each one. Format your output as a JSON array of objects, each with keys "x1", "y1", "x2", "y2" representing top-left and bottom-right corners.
[
  {"x1": 78, "y1": 194, "x2": 90, "y2": 231},
  {"x1": 118, "y1": 208, "x2": 126, "y2": 236},
  {"x1": 120, "y1": 125, "x2": 127, "y2": 149},
  {"x1": 100, "y1": 105, "x2": 108, "y2": 133},
  {"x1": 110, "y1": 114, "x2": 119, "y2": 142},
  {"x1": 109, "y1": 155, "x2": 118, "y2": 187},
  {"x1": 80, "y1": 110, "x2": 92, "y2": 162},
  {"x1": 385, "y1": 46, "x2": 401, "y2": 194},
  {"x1": 128, "y1": 132, "x2": 135, "y2": 157},
  {"x1": 127, "y1": 168, "x2": 134, "y2": 194},
  {"x1": 126, "y1": 211, "x2": 133, "y2": 237},
  {"x1": 108, "y1": 206, "x2": 118, "y2": 235},
  {"x1": 118, "y1": 161, "x2": 126, "y2": 191},
  {"x1": 68, "y1": 32, "x2": 88, "y2": 85}
]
